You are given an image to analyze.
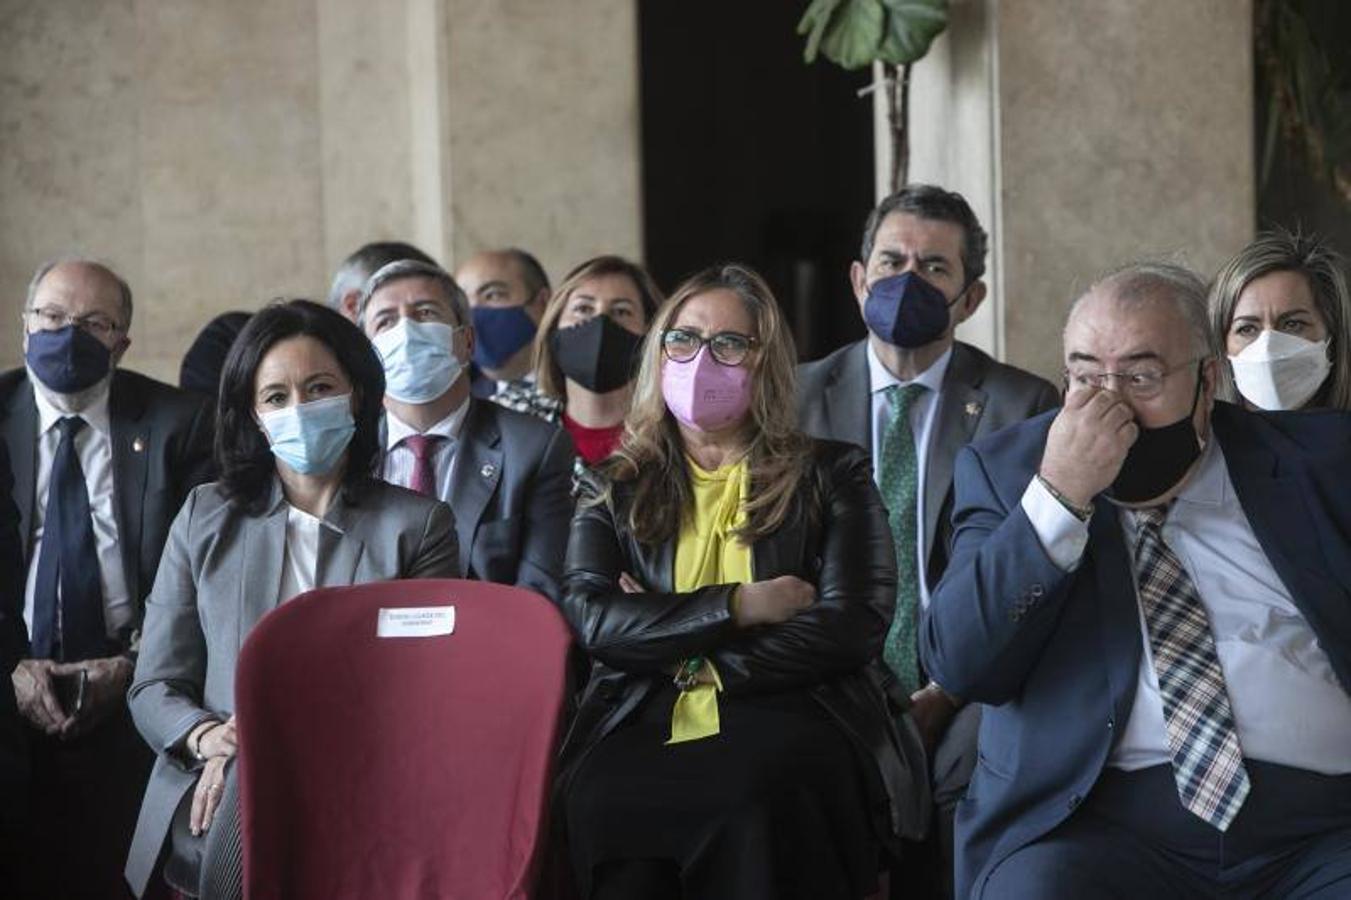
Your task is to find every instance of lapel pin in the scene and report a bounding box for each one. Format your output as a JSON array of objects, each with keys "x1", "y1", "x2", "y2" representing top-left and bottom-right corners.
[
  {"x1": 132, "y1": 436, "x2": 145, "y2": 453},
  {"x1": 964, "y1": 402, "x2": 982, "y2": 418},
  {"x1": 480, "y1": 463, "x2": 497, "y2": 479}
]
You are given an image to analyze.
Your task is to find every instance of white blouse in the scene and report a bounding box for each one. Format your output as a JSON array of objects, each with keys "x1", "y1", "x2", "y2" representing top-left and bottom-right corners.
[{"x1": 278, "y1": 504, "x2": 325, "y2": 604}]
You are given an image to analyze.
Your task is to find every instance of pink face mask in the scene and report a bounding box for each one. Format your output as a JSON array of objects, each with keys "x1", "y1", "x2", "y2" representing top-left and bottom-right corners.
[{"x1": 661, "y1": 346, "x2": 752, "y2": 432}]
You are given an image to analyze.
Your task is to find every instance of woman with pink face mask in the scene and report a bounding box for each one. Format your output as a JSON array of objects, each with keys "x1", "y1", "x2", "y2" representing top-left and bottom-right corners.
[
  {"x1": 555, "y1": 264, "x2": 924, "y2": 900},
  {"x1": 1209, "y1": 228, "x2": 1351, "y2": 411}
]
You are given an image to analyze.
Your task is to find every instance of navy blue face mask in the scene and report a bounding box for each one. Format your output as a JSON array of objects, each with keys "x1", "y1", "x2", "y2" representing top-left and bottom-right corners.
[
  {"x1": 471, "y1": 305, "x2": 537, "y2": 371},
  {"x1": 26, "y1": 325, "x2": 113, "y2": 394},
  {"x1": 863, "y1": 272, "x2": 966, "y2": 349}
]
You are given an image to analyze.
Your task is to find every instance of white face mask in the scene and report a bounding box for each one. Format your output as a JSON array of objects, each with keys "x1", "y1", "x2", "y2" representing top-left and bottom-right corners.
[
  {"x1": 371, "y1": 319, "x2": 464, "y2": 404},
  {"x1": 1228, "y1": 329, "x2": 1332, "y2": 411}
]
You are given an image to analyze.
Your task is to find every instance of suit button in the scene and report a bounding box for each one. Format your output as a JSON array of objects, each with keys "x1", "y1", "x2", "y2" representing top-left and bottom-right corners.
[
  {"x1": 1030, "y1": 584, "x2": 1045, "y2": 599},
  {"x1": 1107, "y1": 719, "x2": 1115, "y2": 730},
  {"x1": 1068, "y1": 793, "x2": 1081, "y2": 810}
]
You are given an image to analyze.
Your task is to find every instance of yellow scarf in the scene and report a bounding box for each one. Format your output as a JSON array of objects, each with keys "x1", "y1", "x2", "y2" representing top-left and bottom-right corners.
[{"x1": 668, "y1": 456, "x2": 752, "y2": 744}]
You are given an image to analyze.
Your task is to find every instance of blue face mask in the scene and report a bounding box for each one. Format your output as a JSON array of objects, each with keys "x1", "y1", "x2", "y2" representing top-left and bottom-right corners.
[
  {"x1": 471, "y1": 305, "x2": 537, "y2": 371},
  {"x1": 258, "y1": 394, "x2": 356, "y2": 476},
  {"x1": 26, "y1": 325, "x2": 112, "y2": 394},
  {"x1": 371, "y1": 319, "x2": 464, "y2": 404},
  {"x1": 863, "y1": 272, "x2": 965, "y2": 349}
]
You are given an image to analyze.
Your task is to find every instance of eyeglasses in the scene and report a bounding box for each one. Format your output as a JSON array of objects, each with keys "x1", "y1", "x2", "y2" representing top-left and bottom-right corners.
[
  {"x1": 25, "y1": 306, "x2": 123, "y2": 338},
  {"x1": 662, "y1": 328, "x2": 757, "y2": 367},
  {"x1": 1063, "y1": 358, "x2": 1206, "y2": 400}
]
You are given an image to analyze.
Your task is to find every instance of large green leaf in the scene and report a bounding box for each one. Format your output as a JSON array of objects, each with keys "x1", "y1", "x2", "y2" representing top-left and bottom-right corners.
[
  {"x1": 797, "y1": 0, "x2": 845, "y2": 63},
  {"x1": 877, "y1": 0, "x2": 949, "y2": 65},
  {"x1": 817, "y1": 0, "x2": 886, "y2": 70}
]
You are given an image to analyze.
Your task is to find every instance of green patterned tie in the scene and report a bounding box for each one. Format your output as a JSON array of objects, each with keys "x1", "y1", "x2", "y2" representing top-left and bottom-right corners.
[{"x1": 879, "y1": 382, "x2": 927, "y2": 695}]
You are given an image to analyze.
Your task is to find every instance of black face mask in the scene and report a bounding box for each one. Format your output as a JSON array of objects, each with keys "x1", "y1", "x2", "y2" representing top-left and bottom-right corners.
[
  {"x1": 1109, "y1": 363, "x2": 1206, "y2": 504},
  {"x1": 550, "y1": 315, "x2": 645, "y2": 394}
]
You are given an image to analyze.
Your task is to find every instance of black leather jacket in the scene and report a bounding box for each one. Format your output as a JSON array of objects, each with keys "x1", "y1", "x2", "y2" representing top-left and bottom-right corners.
[{"x1": 556, "y1": 438, "x2": 931, "y2": 845}]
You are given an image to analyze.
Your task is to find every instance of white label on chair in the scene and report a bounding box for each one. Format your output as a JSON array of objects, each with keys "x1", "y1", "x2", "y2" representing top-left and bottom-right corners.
[{"x1": 376, "y1": 606, "x2": 456, "y2": 638}]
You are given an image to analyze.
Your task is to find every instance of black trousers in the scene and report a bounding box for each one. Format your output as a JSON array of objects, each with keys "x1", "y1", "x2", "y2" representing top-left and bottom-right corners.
[
  {"x1": 566, "y1": 684, "x2": 881, "y2": 900},
  {"x1": 982, "y1": 761, "x2": 1351, "y2": 900},
  {"x1": 14, "y1": 704, "x2": 153, "y2": 900}
]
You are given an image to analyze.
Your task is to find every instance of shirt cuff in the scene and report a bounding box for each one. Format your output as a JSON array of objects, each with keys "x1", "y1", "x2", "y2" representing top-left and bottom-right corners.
[{"x1": 1020, "y1": 477, "x2": 1090, "y2": 572}]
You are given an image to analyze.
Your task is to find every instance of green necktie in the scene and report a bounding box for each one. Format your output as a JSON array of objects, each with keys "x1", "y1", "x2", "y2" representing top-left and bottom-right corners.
[{"x1": 878, "y1": 382, "x2": 927, "y2": 695}]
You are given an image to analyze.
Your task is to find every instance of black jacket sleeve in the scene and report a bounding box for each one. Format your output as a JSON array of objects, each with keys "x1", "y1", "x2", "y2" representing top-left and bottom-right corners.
[
  {"x1": 560, "y1": 478, "x2": 738, "y2": 674},
  {"x1": 0, "y1": 442, "x2": 26, "y2": 668},
  {"x1": 709, "y1": 445, "x2": 897, "y2": 694}
]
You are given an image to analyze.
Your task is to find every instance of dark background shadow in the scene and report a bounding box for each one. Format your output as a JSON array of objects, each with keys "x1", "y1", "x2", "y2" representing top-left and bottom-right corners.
[{"x1": 639, "y1": 1, "x2": 875, "y2": 361}]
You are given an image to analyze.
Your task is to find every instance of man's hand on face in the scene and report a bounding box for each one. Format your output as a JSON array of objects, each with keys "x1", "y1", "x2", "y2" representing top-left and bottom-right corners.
[{"x1": 1039, "y1": 386, "x2": 1139, "y2": 509}]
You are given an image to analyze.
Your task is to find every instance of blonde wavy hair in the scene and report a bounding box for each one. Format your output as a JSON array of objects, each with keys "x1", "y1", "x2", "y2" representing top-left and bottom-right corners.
[{"x1": 602, "y1": 263, "x2": 813, "y2": 545}]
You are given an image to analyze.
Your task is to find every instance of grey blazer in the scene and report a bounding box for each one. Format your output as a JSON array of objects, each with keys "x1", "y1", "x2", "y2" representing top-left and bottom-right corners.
[
  {"x1": 797, "y1": 339, "x2": 1058, "y2": 593},
  {"x1": 124, "y1": 477, "x2": 459, "y2": 896}
]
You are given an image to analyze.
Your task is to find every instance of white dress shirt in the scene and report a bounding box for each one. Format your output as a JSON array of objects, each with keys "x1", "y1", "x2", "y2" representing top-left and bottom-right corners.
[
  {"x1": 867, "y1": 341, "x2": 953, "y2": 610},
  {"x1": 382, "y1": 401, "x2": 470, "y2": 505},
  {"x1": 1022, "y1": 440, "x2": 1351, "y2": 775},
  {"x1": 278, "y1": 505, "x2": 325, "y2": 604},
  {"x1": 23, "y1": 381, "x2": 134, "y2": 642}
]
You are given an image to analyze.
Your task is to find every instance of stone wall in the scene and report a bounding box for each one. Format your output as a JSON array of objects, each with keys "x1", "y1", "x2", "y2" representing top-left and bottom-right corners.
[
  {"x1": 898, "y1": 0, "x2": 1254, "y2": 381},
  {"x1": 0, "y1": 0, "x2": 642, "y2": 383}
]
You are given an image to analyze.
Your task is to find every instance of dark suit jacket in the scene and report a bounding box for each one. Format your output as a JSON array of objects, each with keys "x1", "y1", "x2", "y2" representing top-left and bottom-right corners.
[
  {"x1": 0, "y1": 442, "x2": 25, "y2": 671},
  {"x1": 797, "y1": 339, "x2": 1058, "y2": 593},
  {"x1": 558, "y1": 440, "x2": 930, "y2": 846},
  {"x1": 383, "y1": 399, "x2": 575, "y2": 602},
  {"x1": 0, "y1": 368, "x2": 214, "y2": 654},
  {"x1": 919, "y1": 402, "x2": 1351, "y2": 899},
  {"x1": 0, "y1": 442, "x2": 27, "y2": 837}
]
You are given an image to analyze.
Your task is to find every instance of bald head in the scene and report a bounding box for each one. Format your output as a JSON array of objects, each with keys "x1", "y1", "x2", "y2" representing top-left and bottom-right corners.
[
  {"x1": 27, "y1": 259, "x2": 134, "y2": 331},
  {"x1": 1066, "y1": 262, "x2": 1211, "y2": 360},
  {"x1": 454, "y1": 248, "x2": 550, "y2": 310}
]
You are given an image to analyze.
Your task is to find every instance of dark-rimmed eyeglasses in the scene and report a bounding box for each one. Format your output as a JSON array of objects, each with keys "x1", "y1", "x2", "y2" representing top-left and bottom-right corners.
[{"x1": 662, "y1": 328, "x2": 757, "y2": 367}]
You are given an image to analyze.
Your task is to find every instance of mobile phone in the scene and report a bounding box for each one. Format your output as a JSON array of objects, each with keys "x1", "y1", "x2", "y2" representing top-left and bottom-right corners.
[{"x1": 53, "y1": 668, "x2": 88, "y2": 717}]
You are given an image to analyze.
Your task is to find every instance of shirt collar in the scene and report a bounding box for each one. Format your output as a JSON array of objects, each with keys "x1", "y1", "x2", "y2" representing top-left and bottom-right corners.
[
  {"x1": 30, "y1": 371, "x2": 112, "y2": 437},
  {"x1": 385, "y1": 399, "x2": 469, "y2": 450},
  {"x1": 1171, "y1": 435, "x2": 1229, "y2": 508},
  {"x1": 867, "y1": 341, "x2": 953, "y2": 397}
]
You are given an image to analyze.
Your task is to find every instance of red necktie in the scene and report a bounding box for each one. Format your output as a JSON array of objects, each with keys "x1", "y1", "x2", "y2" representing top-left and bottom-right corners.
[{"x1": 402, "y1": 434, "x2": 442, "y2": 497}]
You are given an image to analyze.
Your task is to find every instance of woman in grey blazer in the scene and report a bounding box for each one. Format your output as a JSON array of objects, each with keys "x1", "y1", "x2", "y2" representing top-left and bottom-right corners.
[{"x1": 124, "y1": 301, "x2": 460, "y2": 898}]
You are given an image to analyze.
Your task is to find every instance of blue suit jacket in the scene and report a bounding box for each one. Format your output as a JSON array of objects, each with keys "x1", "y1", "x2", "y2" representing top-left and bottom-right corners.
[{"x1": 920, "y1": 401, "x2": 1351, "y2": 899}]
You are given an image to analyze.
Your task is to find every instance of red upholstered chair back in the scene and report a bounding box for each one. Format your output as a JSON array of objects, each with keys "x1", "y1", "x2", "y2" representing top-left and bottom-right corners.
[{"x1": 235, "y1": 579, "x2": 573, "y2": 900}]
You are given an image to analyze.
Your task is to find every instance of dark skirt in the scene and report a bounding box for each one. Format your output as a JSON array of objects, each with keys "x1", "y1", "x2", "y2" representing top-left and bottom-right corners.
[{"x1": 564, "y1": 682, "x2": 881, "y2": 900}]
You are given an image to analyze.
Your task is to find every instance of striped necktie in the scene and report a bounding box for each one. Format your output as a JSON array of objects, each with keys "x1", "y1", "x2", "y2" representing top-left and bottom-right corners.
[{"x1": 1132, "y1": 505, "x2": 1250, "y2": 830}]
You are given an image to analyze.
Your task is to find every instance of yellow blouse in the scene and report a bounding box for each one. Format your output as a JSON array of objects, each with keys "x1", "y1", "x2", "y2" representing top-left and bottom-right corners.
[{"x1": 668, "y1": 456, "x2": 753, "y2": 744}]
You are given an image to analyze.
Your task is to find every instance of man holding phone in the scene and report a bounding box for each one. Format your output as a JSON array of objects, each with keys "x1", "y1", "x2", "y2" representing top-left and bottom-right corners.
[{"x1": 1, "y1": 260, "x2": 214, "y2": 897}]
